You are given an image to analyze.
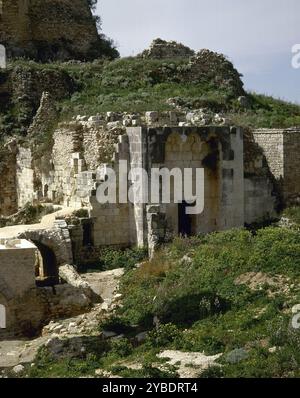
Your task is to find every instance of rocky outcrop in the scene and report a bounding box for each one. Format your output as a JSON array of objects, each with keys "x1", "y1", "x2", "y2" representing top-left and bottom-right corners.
[
  {"x1": 0, "y1": 0, "x2": 118, "y2": 61},
  {"x1": 27, "y1": 92, "x2": 58, "y2": 137},
  {"x1": 0, "y1": 65, "x2": 75, "y2": 136},
  {"x1": 138, "y1": 40, "x2": 244, "y2": 97},
  {"x1": 139, "y1": 38, "x2": 195, "y2": 59},
  {"x1": 186, "y1": 50, "x2": 245, "y2": 96}
]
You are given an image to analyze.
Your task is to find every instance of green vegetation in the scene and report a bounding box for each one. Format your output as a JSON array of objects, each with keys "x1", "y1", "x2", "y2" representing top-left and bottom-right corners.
[
  {"x1": 282, "y1": 206, "x2": 300, "y2": 226},
  {"x1": 109, "y1": 226, "x2": 300, "y2": 378},
  {"x1": 22, "y1": 221, "x2": 300, "y2": 378},
  {"x1": 0, "y1": 203, "x2": 58, "y2": 227},
  {"x1": 1, "y1": 56, "x2": 300, "y2": 144},
  {"x1": 58, "y1": 58, "x2": 300, "y2": 128},
  {"x1": 78, "y1": 246, "x2": 148, "y2": 273},
  {"x1": 25, "y1": 337, "x2": 177, "y2": 379}
]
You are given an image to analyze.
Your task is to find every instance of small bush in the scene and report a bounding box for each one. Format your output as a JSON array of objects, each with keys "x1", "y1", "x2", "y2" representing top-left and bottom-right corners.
[
  {"x1": 73, "y1": 208, "x2": 89, "y2": 218},
  {"x1": 100, "y1": 247, "x2": 147, "y2": 271},
  {"x1": 147, "y1": 323, "x2": 181, "y2": 347},
  {"x1": 109, "y1": 338, "x2": 133, "y2": 358},
  {"x1": 282, "y1": 206, "x2": 300, "y2": 226}
]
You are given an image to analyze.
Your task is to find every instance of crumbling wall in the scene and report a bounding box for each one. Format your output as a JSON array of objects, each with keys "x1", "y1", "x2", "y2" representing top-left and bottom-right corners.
[
  {"x1": 139, "y1": 38, "x2": 195, "y2": 59},
  {"x1": 283, "y1": 130, "x2": 300, "y2": 203},
  {"x1": 138, "y1": 40, "x2": 245, "y2": 97},
  {"x1": 0, "y1": 239, "x2": 37, "y2": 298},
  {"x1": 252, "y1": 128, "x2": 300, "y2": 204},
  {"x1": 0, "y1": 143, "x2": 17, "y2": 216},
  {"x1": 243, "y1": 130, "x2": 277, "y2": 223},
  {"x1": 16, "y1": 146, "x2": 35, "y2": 207}
]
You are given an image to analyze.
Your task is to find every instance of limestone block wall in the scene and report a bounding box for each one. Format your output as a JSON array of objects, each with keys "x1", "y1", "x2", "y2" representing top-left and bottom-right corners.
[
  {"x1": 283, "y1": 130, "x2": 300, "y2": 202},
  {"x1": 125, "y1": 126, "x2": 245, "y2": 245},
  {"x1": 252, "y1": 129, "x2": 284, "y2": 183},
  {"x1": 90, "y1": 134, "x2": 133, "y2": 248},
  {"x1": 252, "y1": 128, "x2": 300, "y2": 203},
  {"x1": 90, "y1": 201, "x2": 132, "y2": 247},
  {"x1": 127, "y1": 127, "x2": 148, "y2": 246},
  {"x1": 244, "y1": 177, "x2": 276, "y2": 224},
  {"x1": 16, "y1": 146, "x2": 35, "y2": 207},
  {"x1": 51, "y1": 128, "x2": 77, "y2": 204},
  {"x1": 0, "y1": 147, "x2": 17, "y2": 216},
  {"x1": 219, "y1": 127, "x2": 245, "y2": 230},
  {"x1": 0, "y1": 239, "x2": 36, "y2": 299}
]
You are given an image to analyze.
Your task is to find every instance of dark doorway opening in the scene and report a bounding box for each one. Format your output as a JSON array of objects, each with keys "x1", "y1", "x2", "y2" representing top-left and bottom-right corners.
[
  {"x1": 34, "y1": 242, "x2": 59, "y2": 287},
  {"x1": 82, "y1": 221, "x2": 94, "y2": 247},
  {"x1": 178, "y1": 202, "x2": 193, "y2": 236}
]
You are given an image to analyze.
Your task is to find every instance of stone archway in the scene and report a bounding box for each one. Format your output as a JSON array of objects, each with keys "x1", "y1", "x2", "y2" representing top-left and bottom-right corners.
[
  {"x1": 18, "y1": 228, "x2": 73, "y2": 265},
  {"x1": 33, "y1": 241, "x2": 59, "y2": 287}
]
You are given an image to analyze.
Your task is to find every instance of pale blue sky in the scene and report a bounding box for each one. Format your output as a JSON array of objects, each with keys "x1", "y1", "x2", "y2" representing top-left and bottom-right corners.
[{"x1": 97, "y1": 0, "x2": 300, "y2": 103}]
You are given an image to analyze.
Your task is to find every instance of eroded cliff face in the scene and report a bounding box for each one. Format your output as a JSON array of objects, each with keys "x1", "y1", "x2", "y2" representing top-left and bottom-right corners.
[{"x1": 0, "y1": 0, "x2": 114, "y2": 61}]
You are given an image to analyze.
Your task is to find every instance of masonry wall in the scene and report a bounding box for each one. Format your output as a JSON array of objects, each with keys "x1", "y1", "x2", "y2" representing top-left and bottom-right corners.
[
  {"x1": 0, "y1": 149, "x2": 17, "y2": 216},
  {"x1": 252, "y1": 129, "x2": 284, "y2": 183},
  {"x1": 219, "y1": 127, "x2": 245, "y2": 230},
  {"x1": 125, "y1": 126, "x2": 245, "y2": 244},
  {"x1": 252, "y1": 128, "x2": 300, "y2": 203},
  {"x1": 283, "y1": 130, "x2": 300, "y2": 202},
  {"x1": 244, "y1": 177, "x2": 276, "y2": 224},
  {"x1": 0, "y1": 240, "x2": 37, "y2": 300},
  {"x1": 16, "y1": 146, "x2": 35, "y2": 207}
]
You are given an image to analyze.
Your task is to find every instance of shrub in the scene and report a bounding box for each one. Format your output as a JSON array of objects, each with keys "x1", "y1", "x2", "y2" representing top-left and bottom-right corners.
[
  {"x1": 73, "y1": 208, "x2": 89, "y2": 218},
  {"x1": 147, "y1": 323, "x2": 181, "y2": 347},
  {"x1": 282, "y1": 206, "x2": 300, "y2": 226},
  {"x1": 109, "y1": 338, "x2": 133, "y2": 358},
  {"x1": 100, "y1": 247, "x2": 147, "y2": 271}
]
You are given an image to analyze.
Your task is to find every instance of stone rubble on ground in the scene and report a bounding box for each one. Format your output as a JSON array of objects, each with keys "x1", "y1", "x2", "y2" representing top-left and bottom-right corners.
[
  {"x1": 157, "y1": 350, "x2": 222, "y2": 378},
  {"x1": 72, "y1": 108, "x2": 231, "y2": 131},
  {"x1": 12, "y1": 364, "x2": 25, "y2": 374}
]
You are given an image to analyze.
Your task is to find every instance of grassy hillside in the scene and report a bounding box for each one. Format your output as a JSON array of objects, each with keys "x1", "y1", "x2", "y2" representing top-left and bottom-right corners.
[
  {"x1": 58, "y1": 58, "x2": 300, "y2": 128},
  {"x1": 1, "y1": 56, "x2": 300, "y2": 143},
  {"x1": 108, "y1": 226, "x2": 300, "y2": 378},
  {"x1": 21, "y1": 214, "x2": 300, "y2": 379}
]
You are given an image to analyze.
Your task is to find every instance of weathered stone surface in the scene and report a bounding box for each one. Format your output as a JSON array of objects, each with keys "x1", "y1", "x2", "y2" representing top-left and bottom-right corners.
[
  {"x1": 12, "y1": 364, "x2": 25, "y2": 374},
  {"x1": 0, "y1": 0, "x2": 115, "y2": 61},
  {"x1": 225, "y1": 348, "x2": 249, "y2": 364},
  {"x1": 27, "y1": 92, "x2": 58, "y2": 137},
  {"x1": 139, "y1": 38, "x2": 195, "y2": 59}
]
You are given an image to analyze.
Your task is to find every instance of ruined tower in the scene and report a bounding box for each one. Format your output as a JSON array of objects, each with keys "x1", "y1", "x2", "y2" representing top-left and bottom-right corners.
[{"x1": 0, "y1": 0, "x2": 107, "y2": 61}]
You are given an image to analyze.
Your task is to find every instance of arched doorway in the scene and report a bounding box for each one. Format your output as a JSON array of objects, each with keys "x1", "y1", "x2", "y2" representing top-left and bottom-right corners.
[{"x1": 33, "y1": 241, "x2": 59, "y2": 287}]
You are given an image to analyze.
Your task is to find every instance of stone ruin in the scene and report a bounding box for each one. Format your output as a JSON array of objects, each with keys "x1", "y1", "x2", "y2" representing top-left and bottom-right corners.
[
  {"x1": 1, "y1": 99, "x2": 300, "y2": 336},
  {"x1": 0, "y1": 34, "x2": 299, "y2": 336},
  {"x1": 139, "y1": 38, "x2": 195, "y2": 59}
]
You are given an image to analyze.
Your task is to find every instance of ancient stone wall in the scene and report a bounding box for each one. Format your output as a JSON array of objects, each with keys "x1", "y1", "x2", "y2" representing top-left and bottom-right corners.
[
  {"x1": 283, "y1": 130, "x2": 300, "y2": 203},
  {"x1": 16, "y1": 146, "x2": 35, "y2": 207},
  {"x1": 0, "y1": 143, "x2": 17, "y2": 216},
  {"x1": 139, "y1": 38, "x2": 195, "y2": 59},
  {"x1": 0, "y1": 237, "x2": 91, "y2": 336},
  {"x1": 0, "y1": 239, "x2": 36, "y2": 297},
  {"x1": 252, "y1": 128, "x2": 300, "y2": 204}
]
